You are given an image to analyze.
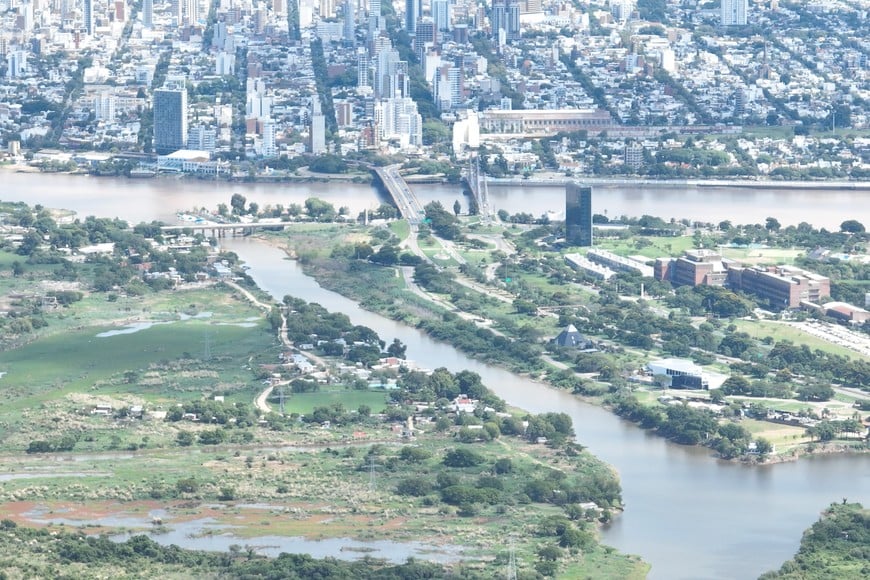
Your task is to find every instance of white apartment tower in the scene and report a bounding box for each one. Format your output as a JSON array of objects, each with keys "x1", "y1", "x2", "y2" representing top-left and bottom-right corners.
[
  {"x1": 309, "y1": 98, "x2": 327, "y2": 154},
  {"x1": 95, "y1": 91, "x2": 116, "y2": 122},
  {"x1": 142, "y1": 0, "x2": 153, "y2": 27},
  {"x1": 721, "y1": 0, "x2": 747, "y2": 26}
]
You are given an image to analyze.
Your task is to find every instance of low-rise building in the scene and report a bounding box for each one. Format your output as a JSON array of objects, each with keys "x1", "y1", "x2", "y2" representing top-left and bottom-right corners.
[
  {"x1": 647, "y1": 358, "x2": 709, "y2": 390},
  {"x1": 587, "y1": 249, "x2": 654, "y2": 278}
]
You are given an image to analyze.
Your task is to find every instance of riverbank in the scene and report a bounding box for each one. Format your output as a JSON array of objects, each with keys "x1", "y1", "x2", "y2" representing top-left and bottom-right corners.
[
  {"x1": 255, "y1": 223, "x2": 868, "y2": 468},
  {"x1": 4, "y1": 161, "x2": 868, "y2": 191},
  {"x1": 218, "y1": 235, "x2": 870, "y2": 580}
]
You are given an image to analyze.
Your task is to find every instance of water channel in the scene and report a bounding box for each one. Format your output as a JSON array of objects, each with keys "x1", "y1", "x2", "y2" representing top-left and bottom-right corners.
[{"x1": 4, "y1": 171, "x2": 870, "y2": 578}]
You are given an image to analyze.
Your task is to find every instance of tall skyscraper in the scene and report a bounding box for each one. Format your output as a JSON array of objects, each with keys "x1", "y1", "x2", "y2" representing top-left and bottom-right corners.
[
  {"x1": 721, "y1": 0, "x2": 747, "y2": 26},
  {"x1": 357, "y1": 47, "x2": 370, "y2": 89},
  {"x1": 288, "y1": 0, "x2": 301, "y2": 41},
  {"x1": 142, "y1": 0, "x2": 153, "y2": 28},
  {"x1": 566, "y1": 184, "x2": 593, "y2": 247},
  {"x1": 506, "y1": 0, "x2": 520, "y2": 40},
  {"x1": 405, "y1": 0, "x2": 421, "y2": 35},
  {"x1": 432, "y1": 0, "x2": 450, "y2": 32},
  {"x1": 343, "y1": 0, "x2": 355, "y2": 44},
  {"x1": 153, "y1": 85, "x2": 188, "y2": 155},
  {"x1": 310, "y1": 98, "x2": 326, "y2": 154},
  {"x1": 491, "y1": 0, "x2": 505, "y2": 39},
  {"x1": 83, "y1": 0, "x2": 94, "y2": 35}
]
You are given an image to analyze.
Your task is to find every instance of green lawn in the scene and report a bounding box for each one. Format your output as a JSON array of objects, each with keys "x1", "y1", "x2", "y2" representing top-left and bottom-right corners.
[
  {"x1": 0, "y1": 320, "x2": 271, "y2": 410},
  {"x1": 281, "y1": 387, "x2": 390, "y2": 415},
  {"x1": 388, "y1": 219, "x2": 410, "y2": 241},
  {"x1": 591, "y1": 235, "x2": 696, "y2": 259}
]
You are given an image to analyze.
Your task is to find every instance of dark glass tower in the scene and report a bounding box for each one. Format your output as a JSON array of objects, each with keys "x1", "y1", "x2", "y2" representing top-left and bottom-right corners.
[{"x1": 566, "y1": 183, "x2": 592, "y2": 247}]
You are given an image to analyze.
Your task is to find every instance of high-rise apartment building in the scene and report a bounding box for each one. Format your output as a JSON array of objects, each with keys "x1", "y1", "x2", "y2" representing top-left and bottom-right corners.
[
  {"x1": 83, "y1": 0, "x2": 94, "y2": 34},
  {"x1": 721, "y1": 0, "x2": 747, "y2": 26},
  {"x1": 405, "y1": 0, "x2": 421, "y2": 34},
  {"x1": 153, "y1": 84, "x2": 188, "y2": 155},
  {"x1": 506, "y1": 0, "x2": 520, "y2": 40},
  {"x1": 357, "y1": 47, "x2": 370, "y2": 89},
  {"x1": 432, "y1": 0, "x2": 450, "y2": 32},
  {"x1": 94, "y1": 91, "x2": 115, "y2": 122},
  {"x1": 566, "y1": 184, "x2": 593, "y2": 247},
  {"x1": 142, "y1": 0, "x2": 153, "y2": 27},
  {"x1": 310, "y1": 98, "x2": 326, "y2": 154}
]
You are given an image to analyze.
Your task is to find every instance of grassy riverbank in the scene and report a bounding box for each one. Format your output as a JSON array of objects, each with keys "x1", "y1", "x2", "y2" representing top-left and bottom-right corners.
[{"x1": 263, "y1": 219, "x2": 870, "y2": 465}]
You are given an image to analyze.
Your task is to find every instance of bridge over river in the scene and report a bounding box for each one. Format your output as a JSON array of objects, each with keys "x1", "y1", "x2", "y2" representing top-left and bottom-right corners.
[{"x1": 372, "y1": 164, "x2": 425, "y2": 225}]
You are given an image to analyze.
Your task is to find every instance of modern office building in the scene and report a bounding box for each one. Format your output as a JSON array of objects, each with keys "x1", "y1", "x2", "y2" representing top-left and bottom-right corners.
[
  {"x1": 655, "y1": 250, "x2": 831, "y2": 309},
  {"x1": 153, "y1": 85, "x2": 188, "y2": 155},
  {"x1": 505, "y1": 0, "x2": 521, "y2": 41},
  {"x1": 730, "y1": 266, "x2": 830, "y2": 309},
  {"x1": 342, "y1": 0, "x2": 355, "y2": 44},
  {"x1": 142, "y1": 0, "x2": 153, "y2": 27},
  {"x1": 491, "y1": 0, "x2": 505, "y2": 39},
  {"x1": 565, "y1": 183, "x2": 593, "y2": 247},
  {"x1": 587, "y1": 249, "x2": 654, "y2": 277},
  {"x1": 655, "y1": 249, "x2": 731, "y2": 287},
  {"x1": 721, "y1": 0, "x2": 747, "y2": 26}
]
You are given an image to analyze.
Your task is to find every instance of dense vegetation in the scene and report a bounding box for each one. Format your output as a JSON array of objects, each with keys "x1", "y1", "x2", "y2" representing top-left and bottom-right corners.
[{"x1": 761, "y1": 502, "x2": 870, "y2": 579}]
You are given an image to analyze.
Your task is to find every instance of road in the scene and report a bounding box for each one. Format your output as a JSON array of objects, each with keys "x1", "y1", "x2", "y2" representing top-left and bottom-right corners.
[
  {"x1": 224, "y1": 280, "x2": 327, "y2": 414},
  {"x1": 400, "y1": 266, "x2": 508, "y2": 338},
  {"x1": 376, "y1": 165, "x2": 425, "y2": 225}
]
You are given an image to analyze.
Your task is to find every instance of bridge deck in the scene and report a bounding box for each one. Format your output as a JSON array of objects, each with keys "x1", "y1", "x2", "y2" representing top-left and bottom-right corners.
[{"x1": 374, "y1": 164, "x2": 425, "y2": 225}]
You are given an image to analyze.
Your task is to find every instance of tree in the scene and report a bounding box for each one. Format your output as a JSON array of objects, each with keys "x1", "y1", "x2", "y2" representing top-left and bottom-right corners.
[
  {"x1": 230, "y1": 193, "x2": 247, "y2": 215},
  {"x1": 754, "y1": 437, "x2": 772, "y2": 455},
  {"x1": 175, "y1": 431, "x2": 194, "y2": 447},
  {"x1": 175, "y1": 478, "x2": 199, "y2": 494},
  {"x1": 304, "y1": 197, "x2": 336, "y2": 221},
  {"x1": 442, "y1": 448, "x2": 485, "y2": 468},
  {"x1": 386, "y1": 338, "x2": 407, "y2": 359},
  {"x1": 453, "y1": 200, "x2": 461, "y2": 216},
  {"x1": 721, "y1": 375, "x2": 751, "y2": 396},
  {"x1": 765, "y1": 217, "x2": 781, "y2": 232},
  {"x1": 840, "y1": 220, "x2": 865, "y2": 233},
  {"x1": 11, "y1": 261, "x2": 24, "y2": 277}
]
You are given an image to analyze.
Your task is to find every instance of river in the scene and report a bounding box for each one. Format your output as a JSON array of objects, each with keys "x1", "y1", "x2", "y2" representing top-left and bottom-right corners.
[
  {"x1": 1, "y1": 170, "x2": 867, "y2": 229},
  {"x1": 222, "y1": 238, "x2": 870, "y2": 580},
  {"x1": 4, "y1": 172, "x2": 870, "y2": 579}
]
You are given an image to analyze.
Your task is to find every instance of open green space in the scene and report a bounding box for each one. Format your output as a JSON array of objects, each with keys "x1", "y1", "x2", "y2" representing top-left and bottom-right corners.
[
  {"x1": 592, "y1": 235, "x2": 696, "y2": 259},
  {"x1": 388, "y1": 219, "x2": 410, "y2": 241},
  {"x1": 731, "y1": 319, "x2": 866, "y2": 360},
  {"x1": 281, "y1": 387, "x2": 390, "y2": 416},
  {"x1": 719, "y1": 247, "x2": 803, "y2": 265}
]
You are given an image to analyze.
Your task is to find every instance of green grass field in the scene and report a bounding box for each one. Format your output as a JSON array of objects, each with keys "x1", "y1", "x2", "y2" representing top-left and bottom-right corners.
[
  {"x1": 591, "y1": 235, "x2": 696, "y2": 259},
  {"x1": 281, "y1": 387, "x2": 390, "y2": 415},
  {"x1": 0, "y1": 320, "x2": 272, "y2": 409},
  {"x1": 388, "y1": 219, "x2": 410, "y2": 241}
]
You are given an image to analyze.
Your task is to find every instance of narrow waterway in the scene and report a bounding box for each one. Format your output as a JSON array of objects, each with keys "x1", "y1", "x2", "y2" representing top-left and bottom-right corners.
[{"x1": 222, "y1": 238, "x2": 870, "y2": 580}]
